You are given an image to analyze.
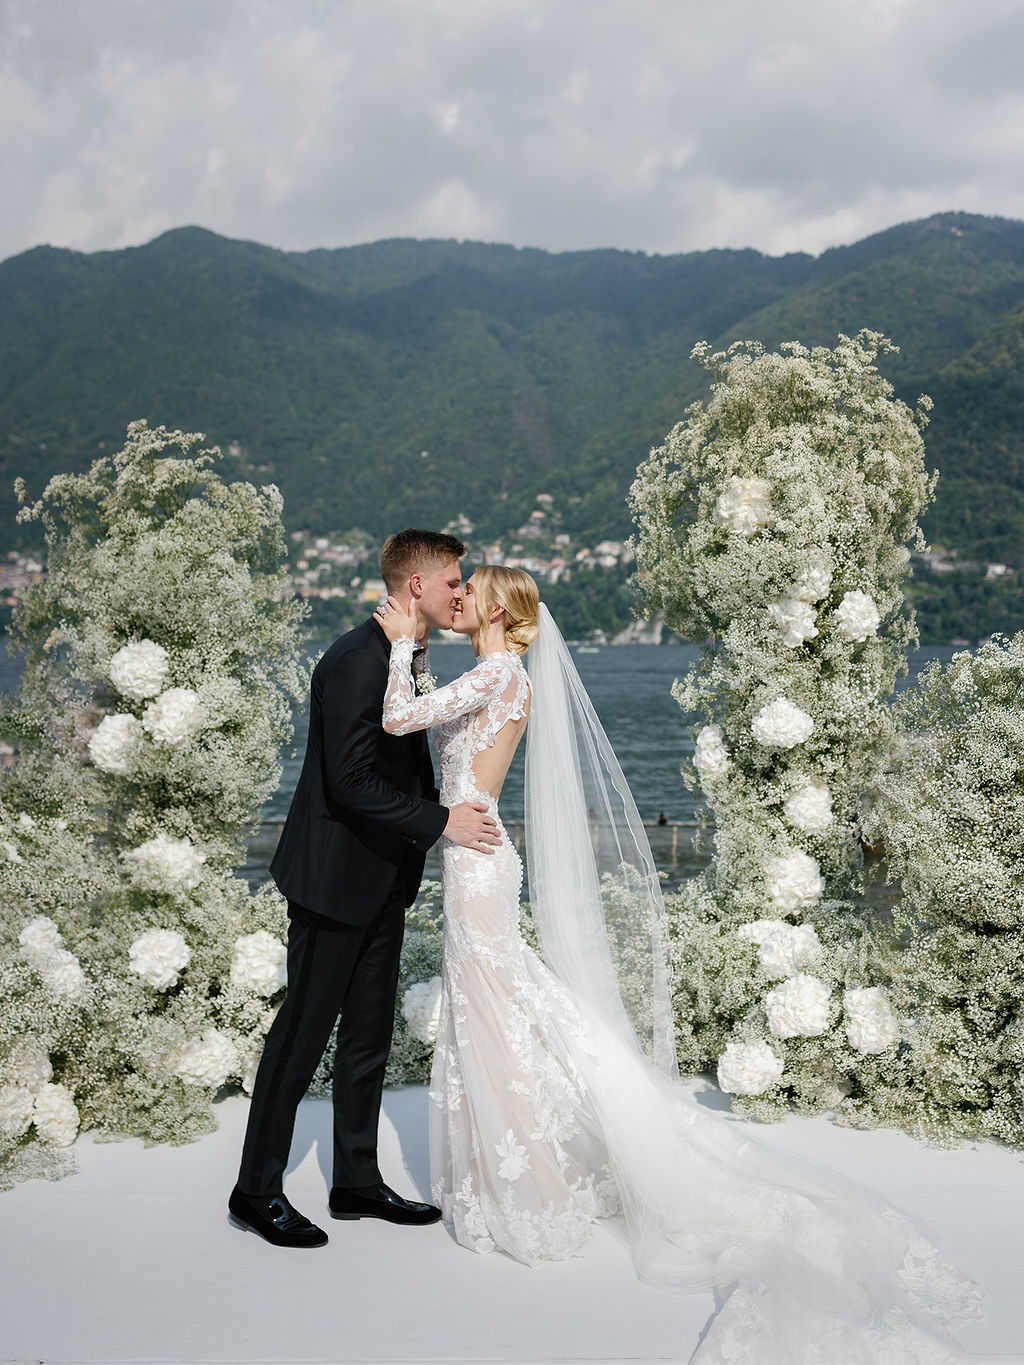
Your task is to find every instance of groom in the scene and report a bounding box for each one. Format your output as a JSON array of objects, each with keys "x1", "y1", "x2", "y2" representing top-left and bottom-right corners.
[{"x1": 229, "y1": 529, "x2": 499, "y2": 1247}]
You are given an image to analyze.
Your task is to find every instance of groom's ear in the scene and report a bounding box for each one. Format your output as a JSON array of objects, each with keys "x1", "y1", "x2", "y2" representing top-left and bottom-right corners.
[{"x1": 408, "y1": 572, "x2": 423, "y2": 599}]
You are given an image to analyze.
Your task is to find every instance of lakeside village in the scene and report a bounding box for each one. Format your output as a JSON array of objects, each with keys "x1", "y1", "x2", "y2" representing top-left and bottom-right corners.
[
  {"x1": 276, "y1": 498, "x2": 655, "y2": 645},
  {"x1": 0, "y1": 490, "x2": 1018, "y2": 645}
]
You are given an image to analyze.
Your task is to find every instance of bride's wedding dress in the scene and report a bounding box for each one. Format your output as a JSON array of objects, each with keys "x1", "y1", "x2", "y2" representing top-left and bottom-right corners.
[{"x1": 383, "y1": 614, "x2": 980, "y2": 1364}]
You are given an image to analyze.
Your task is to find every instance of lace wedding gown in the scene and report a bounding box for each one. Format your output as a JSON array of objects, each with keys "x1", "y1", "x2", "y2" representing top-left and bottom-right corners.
[{"x1": 383, "y1": 634, "x2": 980, "y2": 1365}]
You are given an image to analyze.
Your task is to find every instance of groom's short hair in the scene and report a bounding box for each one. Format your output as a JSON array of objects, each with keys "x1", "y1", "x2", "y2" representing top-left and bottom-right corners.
[{"x1": 380, "y1": 528, "x2": 466, "y2": 591}]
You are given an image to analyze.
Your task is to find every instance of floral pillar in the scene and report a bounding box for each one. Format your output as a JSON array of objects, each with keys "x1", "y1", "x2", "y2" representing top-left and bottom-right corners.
[
  {"x1": 0, "y1": 421, "x2": 306, "y2": 1188},
  {"x1": 630, "y1": 333, "x2": 933, "y2": 1117}
]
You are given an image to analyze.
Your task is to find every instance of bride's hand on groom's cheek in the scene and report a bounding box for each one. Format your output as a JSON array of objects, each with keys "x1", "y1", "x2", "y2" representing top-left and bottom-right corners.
[{"x1": 375, "y1": 595, "x2": 415, "y2": 641}]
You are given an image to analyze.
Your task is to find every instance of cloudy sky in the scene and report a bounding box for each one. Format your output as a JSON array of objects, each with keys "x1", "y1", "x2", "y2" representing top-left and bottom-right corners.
[{"x1": 2, "y1": 0, "x2": 1022, "y2": 265}]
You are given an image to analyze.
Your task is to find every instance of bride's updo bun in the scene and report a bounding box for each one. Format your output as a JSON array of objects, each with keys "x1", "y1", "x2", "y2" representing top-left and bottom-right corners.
[{"x1": 474, "y1": 565, "x2": 540, "y2": 655}]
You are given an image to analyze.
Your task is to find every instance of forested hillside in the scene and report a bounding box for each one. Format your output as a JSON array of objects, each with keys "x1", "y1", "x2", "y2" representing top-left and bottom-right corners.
[{"x1": 2, "y1": 211, "x2": 1023, "y2": 639}]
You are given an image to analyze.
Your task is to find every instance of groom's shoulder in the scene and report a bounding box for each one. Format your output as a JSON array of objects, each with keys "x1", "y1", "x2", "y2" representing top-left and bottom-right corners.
[{"x1": 315, "y1": 618, "x2": 385, "y2": 676}]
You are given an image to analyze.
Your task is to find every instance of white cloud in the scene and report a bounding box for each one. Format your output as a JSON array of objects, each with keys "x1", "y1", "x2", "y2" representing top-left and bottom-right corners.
[{"x1": 1, "y1": 0, "x2": 1022, "y2": 263}]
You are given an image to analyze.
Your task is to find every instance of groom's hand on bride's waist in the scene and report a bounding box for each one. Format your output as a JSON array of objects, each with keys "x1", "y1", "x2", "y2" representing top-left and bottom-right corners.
[{"x1": 444, "y1": 801, "x2": 500, "y2": 853}]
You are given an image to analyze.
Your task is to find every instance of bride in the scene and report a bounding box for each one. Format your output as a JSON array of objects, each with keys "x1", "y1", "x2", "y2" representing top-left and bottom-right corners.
[{"x1": 374, "y1": 565, "x2": 978, "y2": 1365}]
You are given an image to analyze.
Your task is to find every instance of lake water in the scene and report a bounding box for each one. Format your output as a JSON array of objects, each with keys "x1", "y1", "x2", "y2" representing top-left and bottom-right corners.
[{"x1": 0, "y1": 638, "x2": 961, "y2": 891}]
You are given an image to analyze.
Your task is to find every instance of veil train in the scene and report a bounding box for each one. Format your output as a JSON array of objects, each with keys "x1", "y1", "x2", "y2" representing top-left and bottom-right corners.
[{"x1": 524, "y1": 604, "x2": 980, "y2": 1364}]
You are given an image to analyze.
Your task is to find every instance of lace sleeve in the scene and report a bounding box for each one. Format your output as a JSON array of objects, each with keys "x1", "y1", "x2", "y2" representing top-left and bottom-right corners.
[{"x1": 383, "y1": 638, "x2": 508, "y2": 735}]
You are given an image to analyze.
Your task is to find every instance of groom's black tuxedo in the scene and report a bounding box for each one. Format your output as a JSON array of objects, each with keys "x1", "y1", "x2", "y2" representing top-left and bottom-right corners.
[
  {"x1": 238, "y1": 617, "x2": 448, "y2": 1197},
  {"x1": 270, "y1": 617, "x2": 447, "y2": 923}
]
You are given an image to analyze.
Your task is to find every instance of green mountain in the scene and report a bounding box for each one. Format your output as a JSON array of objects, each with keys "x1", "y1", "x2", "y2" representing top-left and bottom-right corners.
[{"x1": 2, "y1": 212, "x2": 1024, "y2": 639}]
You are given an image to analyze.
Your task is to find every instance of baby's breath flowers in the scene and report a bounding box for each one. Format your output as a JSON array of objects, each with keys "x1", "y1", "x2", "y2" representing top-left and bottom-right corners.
[{"x1": 866, "y1": 635, "x2": 1024, "y2": 1141}]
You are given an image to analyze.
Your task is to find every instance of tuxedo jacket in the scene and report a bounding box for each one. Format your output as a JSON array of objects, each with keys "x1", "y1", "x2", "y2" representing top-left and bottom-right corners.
[{"x1": 270, "y1": 617, "x2": 449, "y2": 926}]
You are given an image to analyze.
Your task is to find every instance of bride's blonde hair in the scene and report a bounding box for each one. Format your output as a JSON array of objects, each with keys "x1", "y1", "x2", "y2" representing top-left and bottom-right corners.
[{"x1": 473, "y1": 565, "x2": 540, "y2": 656}]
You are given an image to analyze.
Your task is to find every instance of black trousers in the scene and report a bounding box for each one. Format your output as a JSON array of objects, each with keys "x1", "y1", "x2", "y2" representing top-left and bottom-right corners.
[{"x1": 237, "y1": 886, "x2": 406, "y2": 1196}]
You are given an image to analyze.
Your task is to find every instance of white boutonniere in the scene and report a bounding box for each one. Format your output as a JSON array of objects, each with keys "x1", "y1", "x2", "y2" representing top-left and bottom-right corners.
[{"x1": 412, "y1": 645, "x2": 437, "y2": 694}]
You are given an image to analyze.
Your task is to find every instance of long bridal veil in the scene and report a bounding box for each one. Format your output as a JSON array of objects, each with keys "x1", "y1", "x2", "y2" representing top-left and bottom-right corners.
[{"x1": 524, "y1": 604, "x2": 980, "y2": 1364}]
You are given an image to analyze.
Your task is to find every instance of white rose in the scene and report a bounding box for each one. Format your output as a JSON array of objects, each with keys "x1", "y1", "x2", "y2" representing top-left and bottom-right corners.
[
  {"x1": 751, "y1": 698, "x2": 814, "y2": 749},
  {"x1": 765, "y1": 974, "x2": 831, "y2": 1039},
  {"x1": 142, "y1": 688, "x2": 206, "y2": 747},
  {"x1": 173, "y1": 1028, "x2": 240, "y2": 1088},
  {"x1": 230, "y1": 931, "x2": 287, "y2": 997},
  {"x1": 767, "y1": 598, "x2": 818, "y2": 648},
  {"x1": 17, "y1": 916, "x2": 63, "y2": 967},
  {"x1": 792, "y1": 555, "x2": 833, "y2": 604},
  {"x1": 834, "y1": 590, "x2": 881, "y2": 643},
  {"x1": 738, "y1": 920, "x2": 823, "y2": 980},
  {"x1": 717, "y1": 1040, "x2": 785, "y2": 1096},
  {"x1": 1, "y1": 840, "x2": 23, "y2": 864},
  {"x1": 694, "y1": 724, "x2": 729, "y2": 784},
  {"x1": 844, "y1": 986, "x2": 900, "y2": 1054},
  {"x1": 124, "y1": 833, "x2": 205, "y2": 893},
  {"x1": 128, "y1": 928, "x2": 191, "y2": 990},
  {"x1": 17, "y1": 813, "x2": 35, "y2": 831},
  {"x1": 401, "y1": 976, "x2": 443, "y2": 1046},
  {"x1": 713, "y1": 476, "x2": 772, "y2": 536},
  {"x1": 32, "y1": 1083, "x2": 80, "y2": 1147},
  {"x1": 765, "y1": 850, "x2": 825, "y2": 914},
  {"x1": 88, "y1": 713, "x2": 144, "y2": 775},
  {"x1": 108, "y1": 639, "x2": 170, "y2": 702},
  {"x1": 0, "y1": 1084, "x2": 36, "y2": 1138},
  {"x1": 784, "y1": 782, "x2": 833, "y2": 833},
  {"x1": 6, "y1": 1038, "x2": 53, "y2": 1091},
  {"x1": 41, "y1": 949, "x2": 88, "y2": 1000}
]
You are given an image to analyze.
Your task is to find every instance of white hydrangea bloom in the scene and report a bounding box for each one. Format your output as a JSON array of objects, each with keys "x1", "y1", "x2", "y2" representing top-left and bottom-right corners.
[
  {"x1": 402, "y1": 976, "x2": 443, "y2": 1046},
  {"x1": 230, "y1": 931, "x2": 286, "y2": 997},
  {"x1": 736, "y1": 919, "x2": 784, "y2": 946},
  {"x1": 88, "y1": 713, "x2": 144, "y2": 775},
  {"x1": 108, "y1": 639, "x2": 170, "y2": 701},
  {"x1": 142, "y1": 688, "x2": 206, "y2": 747},
  {"x1": 844, "y1": 986, "x2": 900, "y2": 1054},
  {"x1": 713, "y1": 476, "x2": 772, "y2": 536},
  {"x1": 173, "y1": 1028, "x2": 240, "y2": 1088},
  {"x1": 765, "y1": 850, "x2": 825, "y2": 914},
  {"x1": 765, "y1": 974, "x2": 831, "y2": 1038},
  {"x1": 792, "y1": 555, "x2": 833, "y2": 604},
  {"x1": 17, "y1": 916, "x2": 63, "y2": 967},
  {"x1": 767, "y1": 598, "x2": 818, "y2": 647},
  {"x1": 752, "y1": 698, "x2": 814, "y2": 748},
  {"x1": 125, "y1": 833, "x2": 205, "y2": 893},
  {"x1": 717, "y1": 1040, "x2": 785, "y2": 1096},
  {"x1": 738, "y1": 920, "x2": 823, "y2": 980},
  {"x1": 41, "y1": 949, "x2": 88, "y2": 1000},
  {"x1": 694, "y1": 724, "x2": 729, "y2": 783},
  {"x1": 0, "y1": 1084, "x2": 36, "y2": 1137},
  {"x1": 834, "y1": 590, "x2": 881, "y2": 642},
  {"x1": 784, "y1": 782, "x2": 834, "y2": 833},
  {"x1": 128, "y1": 928, "x2": 191, "y2": 990},
  {"x1": 32, "y1": 1083, "x2": 80, "y2": 1147}
]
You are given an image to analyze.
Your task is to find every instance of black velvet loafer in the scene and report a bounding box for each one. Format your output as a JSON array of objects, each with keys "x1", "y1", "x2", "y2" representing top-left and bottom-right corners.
[
  {"x1": 329, "y1": 1181, "x2": 442, "y2": 1225},
  {"x1": 228, "y1": 1185, "x2": 328, "y2": 1247}
]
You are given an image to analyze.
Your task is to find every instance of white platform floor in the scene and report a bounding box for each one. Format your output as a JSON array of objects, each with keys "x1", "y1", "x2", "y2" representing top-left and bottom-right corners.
[{"x1": 2, "y1": 1083, "x2": 1023, "y2": 1365}]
